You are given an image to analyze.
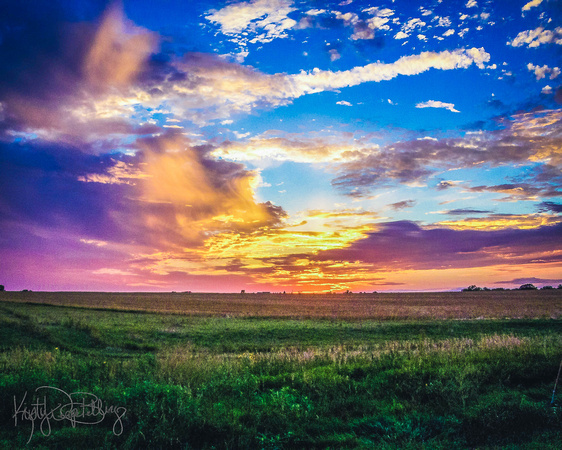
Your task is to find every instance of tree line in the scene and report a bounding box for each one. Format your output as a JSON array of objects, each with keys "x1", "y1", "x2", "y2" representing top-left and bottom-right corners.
[{"x1": 463, "y1": 284, "x2": 562, "y2": 292}]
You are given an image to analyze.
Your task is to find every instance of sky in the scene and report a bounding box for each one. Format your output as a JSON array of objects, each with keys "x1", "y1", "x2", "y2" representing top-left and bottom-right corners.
[{"x1": 0, "y1": 0, "x2": 561, "y2": 293}]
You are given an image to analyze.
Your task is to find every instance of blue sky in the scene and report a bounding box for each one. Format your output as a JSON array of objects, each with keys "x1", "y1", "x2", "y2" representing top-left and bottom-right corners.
[{"x1": 0, "y1": 0, "x2": 560, "y2": 292}]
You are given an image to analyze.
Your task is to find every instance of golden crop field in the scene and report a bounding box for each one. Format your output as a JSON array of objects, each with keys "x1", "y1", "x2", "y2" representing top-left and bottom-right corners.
[{"x1": 1, "y1": 290, "x2": 561, "y2": 320}]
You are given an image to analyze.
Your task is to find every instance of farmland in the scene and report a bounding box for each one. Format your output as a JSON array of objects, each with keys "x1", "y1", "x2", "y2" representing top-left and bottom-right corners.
[
  {"x1": 1, "y1": 289, "x2": 561, "y2": 319},
  {"x1": 1, "y1": 291, "x2": 562, "y2": 448}
]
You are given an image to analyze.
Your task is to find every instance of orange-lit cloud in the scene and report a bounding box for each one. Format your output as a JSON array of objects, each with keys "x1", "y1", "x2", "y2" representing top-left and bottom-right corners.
[
  {"x1": 436, "y1": 214, "x2": 561, "y2": 230},
  {"x1": 210, "y1": 132, "x2": 372, "y2": 163},
  {"x1": 129, "y1": 207, "x2": 380, "y2": 290},
  {"x1": 85, "y1": 132, "x2": 288, "y2": 253}
]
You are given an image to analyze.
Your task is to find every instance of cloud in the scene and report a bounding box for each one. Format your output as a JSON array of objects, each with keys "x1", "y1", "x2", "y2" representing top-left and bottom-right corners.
[
  {"x1": 508, "y1": 27, "x2": 562, "y2": 48},
  {"x1": 78, "y1": 160, "x2": 151, "y2": 185},
  {"x1": 336, "y1": 100, "x2": 353, "y2": 106},
  {"x1": 0, "y1": 1, "x2": 158, "y2": 148},
  {"x1": 289, "y1": 48, "x2": 490, "y2": 95},
  {"x1": 329, "y1": 48, "x2": 341, "y2": 61},
  {"x1": 467, "y1": 183, "x2": 559, "y2": 201},
  {"x1": 0, "y1": 140, "x2": 135, "y2": 246},
  {"x1": 80, "y1": 47, "x2": 485, "y2": 128},
  {"x1": 443, "y1": 208, "x2": 493, "y2": 215},
  {"x1": 522, "y1": 0, "x2": 543, "y2": 12},
  {"x1": 436, "y1": 180, "x2": 458, "y2": 190},
  {"x1": 389, "y1": 200, "x2": 416, "y2": 210},
  {"x1": 527, "y1": 63, "x2": 560, "y2": 80},
  {"x1": 134, "y1": 132, "x2": 287, "y2": 242},
  {"x1": 466, "y1": 0, "x2": 477, "y2": 8},
  {"x1": 496, "y1": 277, "x2": 562, "y2": 286},
  {"x1": 146, "y1": 47, "x2": 489, "y2": 126},
  {"x1": 436, "y1": 16, "x2": 452, "y2": 27},
  {"x1": 403, "y1": 18, "x2": 426, "y2": 34},
  {"x1": 315, "y1": 220, "x2": 562, "y2": 271},
  {"x1": 0, "y1": 132, "x2": 287, "y2": 262},
  {"x1": 186, "y1": 211, "x2": 384, "y2": 291},
  {"x1": 331, "y1": 109, "x2": 562, "y2": 197},
  {"x1": 1, "y1": 5, "x2": 491, "y2": 148},
  {"x1": 210, "y1": 132, "x2": 371, "y2": 164},
  {"x1": 345, "y1": 7, "x2": 395, "y2": 40},
  {"x1": 436, "y1": 214, "x2": 561, "y2": 230},
  {"x1": 83, "y1": 2, "x2": 158, "y2": 89},
  {"x1": 205, "y1": 0, "x2": 297, "y2": 47},
  {"x1": 416, "y1": 100, "x2": 460, "y2": 113},
  {"x1": 537, "y1": 201, "x2": 562, "y2": 213}
]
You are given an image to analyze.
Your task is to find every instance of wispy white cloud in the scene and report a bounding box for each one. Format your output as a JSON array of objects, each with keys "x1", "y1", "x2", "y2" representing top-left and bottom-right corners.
[
  {"x1": 403, "y1": 18, "x2": 426, "y2": 34},
  {"x1": 416, "y1": 100, "x2": 460, "y2": 113},
  {"x1": 305, "y1": 9, "x2": 325, "y2": 16},
  {"x1": 436, "y1": 16, "x2": 452, "y2": 27},
  {"x1": 210, "y1": 132, "x2": 372, "y2": 164},
  {"x1": 508, "y1": 27, "x2": 562, "y2": 48},
  {"x1": 336, "y1": 100, "x2": 353, "y2": 106},
  {"x1": 206, "y1": 0, "x2": 297, "y2": 50},
  {"x1": 332, "y1": 8, "x2": 394, "y2": 41},
  {"x1": 289, "y1": 48, "x2": 490, "y2": 96},
  {"x1": 78, "y1": 160, "x2": 152, "y2": 185}
]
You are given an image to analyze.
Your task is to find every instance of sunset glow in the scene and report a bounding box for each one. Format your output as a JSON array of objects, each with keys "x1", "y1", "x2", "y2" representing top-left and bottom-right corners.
[{"x1": 0, "y1": 0, "x2": 560, "y2": 292}]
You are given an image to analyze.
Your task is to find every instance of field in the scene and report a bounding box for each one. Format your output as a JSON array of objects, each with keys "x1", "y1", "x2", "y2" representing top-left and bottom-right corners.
[
  {"x1": 1, "y1": 290, "x2": 562, "y2": 448},
  {"x1": 2, "y1": 290, "x2": 562, "y2": 319}
]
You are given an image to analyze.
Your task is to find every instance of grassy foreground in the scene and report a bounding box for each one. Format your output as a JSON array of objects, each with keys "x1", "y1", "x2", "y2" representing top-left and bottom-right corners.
[{"x1": 1, "y1": 293, "x2": 562, "y2": 448}]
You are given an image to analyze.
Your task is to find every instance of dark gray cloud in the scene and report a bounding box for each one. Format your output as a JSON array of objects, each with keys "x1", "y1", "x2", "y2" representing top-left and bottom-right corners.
[
  {"x1": 389, "y1": 200, "x2": 416, "y2": 210},
  {"x1": 444, "y1": 208, "x2": 493, "y2": 215},
  {"x1": 436, "y1": 180, "x2": 457, "y2": 190}
]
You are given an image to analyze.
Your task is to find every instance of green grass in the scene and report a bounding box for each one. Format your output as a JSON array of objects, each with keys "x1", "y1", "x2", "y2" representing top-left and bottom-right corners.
[{"x1": 1, "y1": 300, "x2": 561, "y2": 448}]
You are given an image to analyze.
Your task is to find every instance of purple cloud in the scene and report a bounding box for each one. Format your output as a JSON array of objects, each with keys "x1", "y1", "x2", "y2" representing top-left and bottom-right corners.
[{"x1": 315, "y1": 220, "x2": 562, "y2": 270}]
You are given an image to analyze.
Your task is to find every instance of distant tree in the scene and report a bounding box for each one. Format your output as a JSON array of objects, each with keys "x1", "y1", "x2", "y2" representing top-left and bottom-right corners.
[
  {"x1": 0, "y1": 285, "x2": 4, "y2": 291},
  {"x1": 463, "y1": 285, "x2": 482, "y2": 292},
  {"x1": 558, "y1": 284, "x2": 562, "y2": 290},
  {"x1": 519, "y1": 283, "x2": 538, "y2": 290},
  {"x1": 541, "y1": 285, "x2": 554, "y2": 290}
]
